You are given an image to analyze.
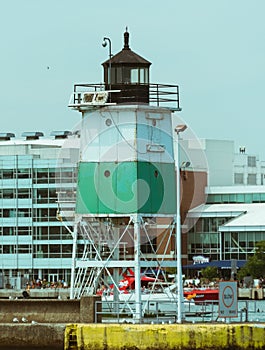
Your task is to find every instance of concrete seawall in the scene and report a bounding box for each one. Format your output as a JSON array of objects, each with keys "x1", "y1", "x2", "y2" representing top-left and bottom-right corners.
[
  {"x1": 0, "y1": 296, "x2": 100, "y2": 324},
  {"x1": 0, "y1": 324, "x2": 66, "y2": 350},
  {"x1": 64, "y1": 323, "x2": 265, "y2": 350},
  {"x1": 0, "y1": 322, "x2": 265, "y2": 349},
  {"x1": 0, "y1": 296, "x2": 100, "y2": 349}
]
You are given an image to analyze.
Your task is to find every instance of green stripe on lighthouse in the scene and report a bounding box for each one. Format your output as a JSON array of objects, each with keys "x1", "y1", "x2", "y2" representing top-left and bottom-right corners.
[{"x1": 76, "y1": 161, "x2": 176, "y2": 215}]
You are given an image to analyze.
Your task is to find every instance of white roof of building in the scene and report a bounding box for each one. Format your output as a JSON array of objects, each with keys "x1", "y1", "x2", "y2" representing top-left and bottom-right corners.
[
  {"x1": 0, "y1": 136, "x2": 80, "y2": 151},
  {"x1": 207, "y1": 186, "x2": 265, "y2": 194},
  {"x1": 0, "y1": 139, "x2": 65, "y2": 146},
  {"x1": 188, "y1": 203, "x2": 265, "y2": 232}
]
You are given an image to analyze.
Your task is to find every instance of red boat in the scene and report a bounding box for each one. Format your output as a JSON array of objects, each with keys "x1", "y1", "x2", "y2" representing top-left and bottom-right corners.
[
  {"x1": 97, "y1": 268, "x2": 158, "y2": 295},
  {"x1": 184, "y1": 288, "x2": 219, "y2": 303},
  {"x1": 97, "y1": 268, "x2": 219, "y2": 303}
]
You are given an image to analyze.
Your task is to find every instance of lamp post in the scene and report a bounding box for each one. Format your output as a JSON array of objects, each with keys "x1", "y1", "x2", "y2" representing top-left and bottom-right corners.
[
  {"x1": 174, "y1": 124, "x2": 187, "y2": 324},
  {"x1": 102, "y1": 37, "x2": 112, "y2": 91}
]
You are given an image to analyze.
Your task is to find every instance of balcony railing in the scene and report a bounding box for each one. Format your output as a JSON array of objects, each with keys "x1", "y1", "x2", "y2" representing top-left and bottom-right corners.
[{"x1": 69, "y1": 83, "x2": 181, "y2": 111}]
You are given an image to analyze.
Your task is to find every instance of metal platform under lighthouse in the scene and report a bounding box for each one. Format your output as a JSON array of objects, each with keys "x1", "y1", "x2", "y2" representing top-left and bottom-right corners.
[{"x1": 66, "y1": 30, "x2": 183, "y2": 322}]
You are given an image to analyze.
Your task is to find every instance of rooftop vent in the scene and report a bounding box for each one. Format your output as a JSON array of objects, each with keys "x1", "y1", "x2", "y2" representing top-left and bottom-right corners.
[
  {"x1": 22, "y1": 132, "x2": 44, "y2": 140},
  {"x1": 0, "y1": 133, "x2": 15, "y2": 141},
  {"x1": 73, "y1": 130, "x2": 81, "y2": 137},
  {"x1": 50, "y1": 131, "x2": 72, "y2": 139}
]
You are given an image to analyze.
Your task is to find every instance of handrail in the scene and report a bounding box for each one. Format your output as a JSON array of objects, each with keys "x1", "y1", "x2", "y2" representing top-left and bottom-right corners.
[{"x1": 70, "y1": 83, "x2": 181, "y2": 110}]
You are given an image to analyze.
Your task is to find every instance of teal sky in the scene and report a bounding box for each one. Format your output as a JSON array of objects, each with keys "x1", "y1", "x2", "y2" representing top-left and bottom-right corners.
[{"x1": 1, "y1": 1, "x2": 265, "y2": 158}]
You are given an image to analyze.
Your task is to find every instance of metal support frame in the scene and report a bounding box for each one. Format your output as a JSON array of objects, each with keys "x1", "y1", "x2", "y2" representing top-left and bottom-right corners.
[{"x1": 68, "y1": 213, "x2": 181, "y2": 322}]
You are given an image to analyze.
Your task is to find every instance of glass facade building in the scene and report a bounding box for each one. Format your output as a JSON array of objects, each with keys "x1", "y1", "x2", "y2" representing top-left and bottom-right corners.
[
  {"x1": 187, "y1": 204, "x2": 265, "y2": 263},
  {"x1": 0, "y1": 133, "x2": 79, "y2": 288},
  {"x1": 184, "y1": 138, "x2": 265, "y2": 266}
]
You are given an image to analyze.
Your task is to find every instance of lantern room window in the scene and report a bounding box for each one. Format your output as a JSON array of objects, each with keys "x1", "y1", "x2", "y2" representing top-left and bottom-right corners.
[
  {"x1": 131, "y1": 69, "x2": 138, "y2": 83},
  {"x1": 111, "y1": 67, "x2": 149, "y2": 84}
]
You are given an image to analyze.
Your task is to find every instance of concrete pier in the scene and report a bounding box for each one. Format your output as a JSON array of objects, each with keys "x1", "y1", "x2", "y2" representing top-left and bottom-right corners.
[
  {"x1": 0, "y1": 323, "x2": 265, "y2": 349},
  {"x1": 0, "y1": 296, "x2": 100, "y2": 349},
  {"x1": 64, "y1": 323, "x2": 265, "y2": 350},
  {"x1": 0, "y1": 323, "x2": 65, "y2": 349},
  {"x1": 0, "y1": 296, "x2": 100, "y2": 324},
  {"x1": 1, "y1": 322, "x2": 265, "y2": 349}
]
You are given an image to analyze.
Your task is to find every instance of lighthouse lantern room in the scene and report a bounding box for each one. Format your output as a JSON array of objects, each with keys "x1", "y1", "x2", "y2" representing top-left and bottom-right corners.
[{"x1": 102, "y1": 29, "x2": 151, "y2": 104}]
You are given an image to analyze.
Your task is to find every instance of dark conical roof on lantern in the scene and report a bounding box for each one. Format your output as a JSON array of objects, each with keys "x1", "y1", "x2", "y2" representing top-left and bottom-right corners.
[{"x1": 102, "y1": 29, "x2": 151, "y2": 66}]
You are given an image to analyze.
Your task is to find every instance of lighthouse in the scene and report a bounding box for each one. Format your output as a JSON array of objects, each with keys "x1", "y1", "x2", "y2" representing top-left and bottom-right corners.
[{"x1": 68, "y1": 30, "x2": 182, "y2": 322}]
